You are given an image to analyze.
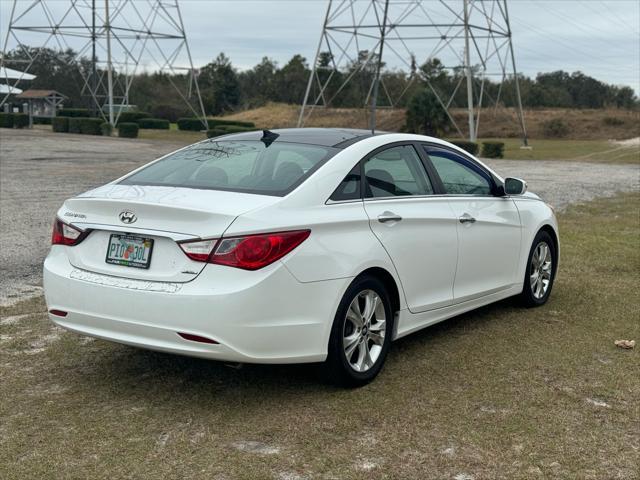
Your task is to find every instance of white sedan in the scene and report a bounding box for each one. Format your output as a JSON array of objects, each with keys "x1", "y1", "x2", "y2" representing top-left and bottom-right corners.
[{"x1": 44, "y1": 129, "x2": 559, "y2": 386}]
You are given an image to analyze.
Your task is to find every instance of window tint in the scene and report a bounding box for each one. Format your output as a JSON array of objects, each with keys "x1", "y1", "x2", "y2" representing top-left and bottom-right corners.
[
  {"x1": 364, "y1": 145, "x2": 433, "y2": 198},
  {"x1": 330, "y1": 164, "x2": 361, "y2": 201},
  {"x1": 425, "y1": 148, "x2": 492, "y2": 195},
  {"x1": 120, "y1": 140, "x2": 337, "y2": 196}
]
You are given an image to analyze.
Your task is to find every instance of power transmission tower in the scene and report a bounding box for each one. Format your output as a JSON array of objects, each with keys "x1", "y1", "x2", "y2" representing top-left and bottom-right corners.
[
  {"x1": 0, "y1": 0, "x2": 207, "y2": 127},
  {"x1": 299, "y1": 0, "x2": 528, "y2": 145}
]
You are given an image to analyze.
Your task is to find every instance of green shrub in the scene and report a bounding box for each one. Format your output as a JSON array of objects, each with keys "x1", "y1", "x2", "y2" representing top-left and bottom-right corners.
[
  {"x1": 481, "y1": 141, "x2": 505, "y2": 159},
  {"x1": 177, "y1": 117, "x2": 254, "y2": 131},
  {"x1": 79, "y1": 118, "x2": 103, "y2": 135},
  {"x1": 12, "y1": 113, "x2": 29, "y2": 129},
  {"x1": 68, "y1": 117, "x2": 82, "y2": 134},
  {"x1": 206, "y1": 128, "x2": 228, "y2": 138},
  {"x1": 541, "y1": 118, "x2": 570, "y2": 138},
  {"x1": 0, "y1": 113, "x2": 14, "y2": 128},
  {"x1": 217, "y1": 125, "x2": 255, "y2": 134},
  {"x1": 58, "y1": 108, "x2": 90, "y2": 118},
  {"x1": 450, "y1": 140, "x2": 479, "y2": 155},
  {"x1": 603, "y1": 116, "x2": 624, "y2": 126},
  {"x1": 100, "y1": 122, "x2": 113, "y2": 136},
  {"x1": 52, "y1": 117, "x2": 69, "y2": 133},
  {"x1": 207, "y1": 118, "x2": 255, "y2": 128},
  {"x1": 136, "y1": 117, "x2": 170, "y2": 129},
  {"x1": 177, "y1": 117, "x2": 207, "y2": 131},
  {"x1": 405, "y1": 89, "x2": 449, "y2": 136},
  {"x1": 33, "y1": 116, "x2": 52, "y2": 125},
  {"x1": 117, "y1": 111, "x2": 151, "y2": 124},
  {"x1": 118, "y1": 122, "x2": 139, "y2": 138}
]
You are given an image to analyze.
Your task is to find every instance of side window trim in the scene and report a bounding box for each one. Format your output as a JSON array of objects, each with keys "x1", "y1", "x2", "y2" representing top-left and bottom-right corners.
[{"x1": 421, "y1": 143, "x2": 498, "y2": 196}]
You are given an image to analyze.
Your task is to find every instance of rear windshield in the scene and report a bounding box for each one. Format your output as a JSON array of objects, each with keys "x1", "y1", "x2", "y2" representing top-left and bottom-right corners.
[{"x1": 119, "y1": 140, "x2": 338, "y2": 196}]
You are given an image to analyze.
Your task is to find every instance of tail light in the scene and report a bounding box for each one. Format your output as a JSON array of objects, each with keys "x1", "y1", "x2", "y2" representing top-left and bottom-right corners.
[
  {"x1": 178, "y1": 230, "x2": 310, "y2": 270},
  {"x1": 51, "y1": 218, "x2": 88, "y2": 246},
  {"x1": 178, "y1": 238, "x2": 217, "y2": 262}
]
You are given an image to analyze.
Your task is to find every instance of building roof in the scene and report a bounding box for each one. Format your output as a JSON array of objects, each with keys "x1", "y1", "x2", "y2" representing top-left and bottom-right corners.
[
  {"x1": 15, "y1": 89, "x2": 67, "y2": 99},
  {"x1": 0, "y1": 84, "x2": 22, "y2": 95},
  {"x1": 0, "y1": 67, "x2": 36, "y2": 81}
]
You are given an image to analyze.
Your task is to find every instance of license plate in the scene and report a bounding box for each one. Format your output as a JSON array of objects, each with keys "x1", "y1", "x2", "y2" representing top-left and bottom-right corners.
[{"x1": 105, "y1": 234, "x2": 154, "y2": 269}]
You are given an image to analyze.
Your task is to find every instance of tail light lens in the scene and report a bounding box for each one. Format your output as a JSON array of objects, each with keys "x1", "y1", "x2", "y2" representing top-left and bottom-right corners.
[
  {"x1": 178, "y1": 239, "x2": 218, "y2": 262},
  {"x1": 51, "y1": 218, "x2": 88, "y2": 246},
  {"x1": 178, "y1": 230, "x2": 310, "y2": 270}
]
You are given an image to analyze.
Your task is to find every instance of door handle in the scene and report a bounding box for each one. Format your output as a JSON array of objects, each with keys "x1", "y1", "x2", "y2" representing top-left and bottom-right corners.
[
  {"x1": 459, "y1": 213, "x2": 476, "y2": 224},
  {"x1": 378, "y1": 211, "x2": 402, "y2": 223}
]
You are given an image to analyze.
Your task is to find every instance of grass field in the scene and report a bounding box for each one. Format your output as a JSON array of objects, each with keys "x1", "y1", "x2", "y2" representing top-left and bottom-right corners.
[{"x1": 1, "y1": 193, "x2": 638, "y2": 479}]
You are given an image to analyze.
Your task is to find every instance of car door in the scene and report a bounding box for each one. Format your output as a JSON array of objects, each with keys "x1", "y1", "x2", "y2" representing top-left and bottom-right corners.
[
  {"x1": 362, "y1": 143, "x2": 458, "y2": 313},
  {"x1": 422, "y1": 145, "x2": 522, "y2": 303}
]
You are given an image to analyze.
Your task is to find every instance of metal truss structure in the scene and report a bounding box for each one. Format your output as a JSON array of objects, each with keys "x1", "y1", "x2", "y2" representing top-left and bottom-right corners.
[
  {"x1": 1, "y1": 0, "x2": 206, "y2": 126},
  {"x1": 299, "y1": 0, "x2": 528, "y2": 144}
]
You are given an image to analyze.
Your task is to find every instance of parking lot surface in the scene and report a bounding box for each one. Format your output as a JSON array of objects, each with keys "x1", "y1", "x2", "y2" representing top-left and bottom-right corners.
[{"x1": 1, "y1": 128, "x2": 638, "y2": 303}]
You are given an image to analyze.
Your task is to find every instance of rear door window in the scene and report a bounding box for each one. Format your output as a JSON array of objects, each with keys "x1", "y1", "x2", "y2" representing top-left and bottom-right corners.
[{"x1": 364, "y1": 145, "x2": 434, "y2": 198}]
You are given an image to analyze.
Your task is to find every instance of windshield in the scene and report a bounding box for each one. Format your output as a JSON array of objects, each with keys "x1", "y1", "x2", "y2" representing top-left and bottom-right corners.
[{"x1": 119, "y1": 140, "x2": 338, "y2": 196}]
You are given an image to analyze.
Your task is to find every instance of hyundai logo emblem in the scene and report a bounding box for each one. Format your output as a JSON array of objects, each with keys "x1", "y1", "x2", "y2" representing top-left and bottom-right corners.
[{"x1": 119, "y1": 210, "x2": 137, "y2": 224}]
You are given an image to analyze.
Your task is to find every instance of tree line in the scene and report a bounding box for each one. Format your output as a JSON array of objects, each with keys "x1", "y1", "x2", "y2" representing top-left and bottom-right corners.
[{"x1": 3, "y1": 46, "x2": 637, "y2": 121}]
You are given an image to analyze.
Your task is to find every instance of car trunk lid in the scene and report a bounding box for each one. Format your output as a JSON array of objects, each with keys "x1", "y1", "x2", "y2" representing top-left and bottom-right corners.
[{"x1": 60, "y1": 184, "x2": 279, "y2": 282}]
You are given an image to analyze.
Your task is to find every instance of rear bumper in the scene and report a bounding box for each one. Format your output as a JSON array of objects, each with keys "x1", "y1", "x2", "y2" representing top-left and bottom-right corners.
[{"x1": 43, "y1": 247, "x2": 348, "y2": 363}]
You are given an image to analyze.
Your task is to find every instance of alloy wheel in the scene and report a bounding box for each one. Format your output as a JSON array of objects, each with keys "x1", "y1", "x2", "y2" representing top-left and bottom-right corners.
[
  {"x1": 343, "y1": 289, "x2": 386, "y2": 372},
  {"x1": 529, "y1": 241, "x2": 553, "y2": 299}
]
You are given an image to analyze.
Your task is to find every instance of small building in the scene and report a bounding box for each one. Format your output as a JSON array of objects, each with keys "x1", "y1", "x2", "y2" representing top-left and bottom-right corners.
[{"x1": 15, "y1": 89, "x2": 67, "y2": 119}]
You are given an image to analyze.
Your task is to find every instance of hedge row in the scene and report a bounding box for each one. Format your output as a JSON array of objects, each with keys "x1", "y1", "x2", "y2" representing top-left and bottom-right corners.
[
  {"x1": 136, "y1": 117, "x2": 169, "y2": 129},
  {"x1": 118, "y1": 122, "x2": 139, "y2": 138},
  {"x1": 117, "y1": 111, "x2": 151, "y2": 124},
  {"x1": 0, "y1": 113, "x2": 29, "y2": 128},
  {"x1": 33, "y1": 116, "x2": 52, "y2": 125},
  {"x1": 58, "y1": 108, "x2": 91, "y2": 118},
  {"x1": 53, "y1": 117, "x2": 104, "y2": 135},
  {"x1": 481, "y1": 141, "x2": 505, "y2": 159},
  {"x1": 178, "y1": 117, "x2": 256, "y2": 131},
  {"x1": 52, "y1": 117, "x2": 69, "y2": 132},
  {"x1": 206, "y1": 124, "x2": 256, "y2": 138},
  {"x1": 449, "y1": 140, "x2": 479, "y2": 155}
]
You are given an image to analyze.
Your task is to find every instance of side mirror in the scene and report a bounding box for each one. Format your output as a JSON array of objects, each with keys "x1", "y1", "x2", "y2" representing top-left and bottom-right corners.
[{"x1": 504, "y1": 177, "x2": 527, "y2": 195}]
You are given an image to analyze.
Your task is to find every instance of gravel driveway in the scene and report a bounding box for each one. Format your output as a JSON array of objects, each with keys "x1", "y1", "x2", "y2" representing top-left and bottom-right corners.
[{"x1": 1, "y1": 129, "x2": 638, "y2": 304}]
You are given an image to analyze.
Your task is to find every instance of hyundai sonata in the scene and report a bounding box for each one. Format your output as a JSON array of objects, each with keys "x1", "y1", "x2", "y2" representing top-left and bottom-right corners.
[{"x1": 44, "y1": 128, "x2": 558, "y2": 385}]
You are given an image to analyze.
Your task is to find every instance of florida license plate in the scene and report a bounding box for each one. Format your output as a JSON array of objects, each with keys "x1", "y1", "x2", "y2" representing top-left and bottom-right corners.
[{"x1": 105, "y1": 234, "x2": 154, "y2": 269}]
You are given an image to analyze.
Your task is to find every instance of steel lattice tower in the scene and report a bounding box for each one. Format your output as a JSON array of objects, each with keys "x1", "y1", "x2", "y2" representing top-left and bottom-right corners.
[
  {"x1": 1, "y1": 0, "x2": 207, "y2": 126},
  {"x1": 299, "y1": 0, "x2": 528, "y2": 144}
]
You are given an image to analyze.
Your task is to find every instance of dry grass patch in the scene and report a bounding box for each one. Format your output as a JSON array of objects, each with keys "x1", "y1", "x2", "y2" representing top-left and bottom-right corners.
[{"x1": 1, "y1": 194, "x2": 638, "y2": 479}]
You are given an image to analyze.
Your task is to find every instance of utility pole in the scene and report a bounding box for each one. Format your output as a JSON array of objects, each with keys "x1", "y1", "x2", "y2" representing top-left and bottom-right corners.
[
  {"x1": 463, "y1": 0, "x2": 476, "y2": 142},
  {"x1": 503, "y1": 0, "x2": 528, "y2": 146},
  {"x1": 369, "y1": 0, "x2": 390, "y2": 133},
  {"x1": 299, "y1": 1, "x2": 528, "y2": 146},
  {"x1": 91, "y1": 0, "x2": 97, "y2": 117},
  {"x1": 105, "y1": 0, "x2": 114, "y2": 126},
  {"x1": 1, "y1": 0, "x2": 207, "y2": 126}
]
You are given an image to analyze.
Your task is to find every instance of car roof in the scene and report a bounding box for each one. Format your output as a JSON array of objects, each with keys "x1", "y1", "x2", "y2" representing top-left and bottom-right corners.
[{"x1": 211, "y1": 128, "x2": 387, "y2": 148}]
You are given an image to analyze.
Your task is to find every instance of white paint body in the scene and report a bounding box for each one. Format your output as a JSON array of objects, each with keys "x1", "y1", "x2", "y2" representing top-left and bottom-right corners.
[{"x1": 43, "y1": 133, "x2": 559, "y2": 363}]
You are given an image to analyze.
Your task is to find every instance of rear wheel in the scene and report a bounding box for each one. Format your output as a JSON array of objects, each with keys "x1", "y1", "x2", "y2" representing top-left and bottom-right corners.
[
  {"x1": 520, "y1": 230, "x2": 556, "y2": 307},
  {"x1": 323, "y1": 275, "x2": 393, "y2": 387}
]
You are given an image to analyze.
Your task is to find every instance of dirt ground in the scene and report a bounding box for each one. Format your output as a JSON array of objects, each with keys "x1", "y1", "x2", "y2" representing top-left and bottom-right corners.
[
  {"x1": 227, "y1": 103, "x2": 640, "y2": 140},
  {"x1": 1, "y1": 128, "x2": 638, "y2": 304}
]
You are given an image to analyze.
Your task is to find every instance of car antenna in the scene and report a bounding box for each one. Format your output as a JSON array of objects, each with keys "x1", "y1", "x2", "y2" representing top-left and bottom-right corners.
[{"x1": 261, "y1": 129, "x2": 279, "y2": 147}]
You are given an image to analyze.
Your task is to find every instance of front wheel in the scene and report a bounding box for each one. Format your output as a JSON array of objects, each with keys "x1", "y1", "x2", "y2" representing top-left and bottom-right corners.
[
  {"x1": 520, "y1": 230, "x2": 557, "y2": 307},
  {"x1": 322, "y1": 275, "x2": 393, "y2": 387}
]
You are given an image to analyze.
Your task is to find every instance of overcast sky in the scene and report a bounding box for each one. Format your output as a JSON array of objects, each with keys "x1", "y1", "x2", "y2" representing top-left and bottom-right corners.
[{"x1": 1, "y1": 0, "x2": 639, "y2": 93}]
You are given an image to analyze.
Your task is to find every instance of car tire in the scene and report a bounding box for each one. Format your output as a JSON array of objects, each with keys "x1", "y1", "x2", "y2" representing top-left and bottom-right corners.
[
  {"x1": 322, "y1": 275, "x2": 394, "y2": 387},
  {"x1": 520, "y1": 230, "x2": 557, "y2": 307}
]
